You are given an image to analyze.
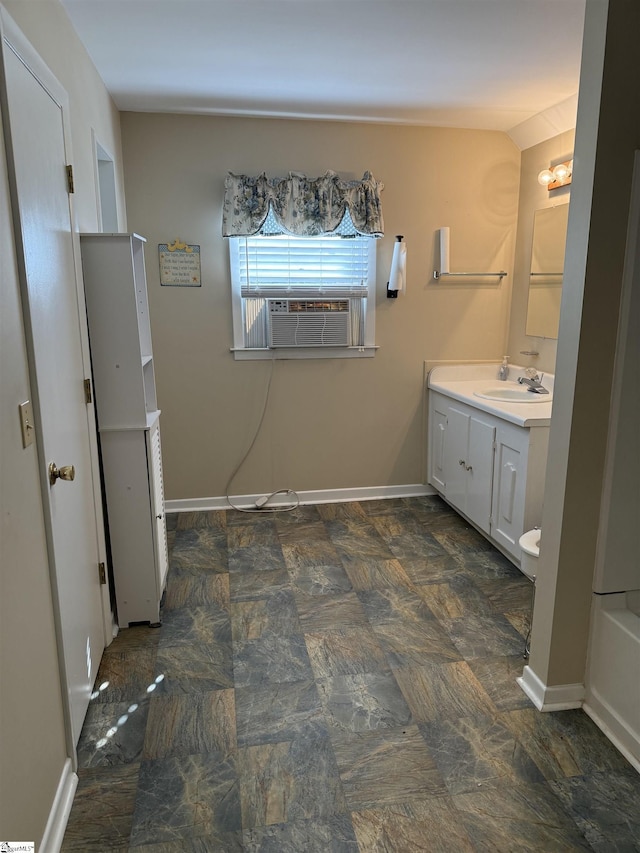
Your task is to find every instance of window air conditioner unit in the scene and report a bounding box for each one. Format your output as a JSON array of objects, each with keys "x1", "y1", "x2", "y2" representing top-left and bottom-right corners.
[{"x1": 267, "y1": 299, "x2": 350, "y2": 347}]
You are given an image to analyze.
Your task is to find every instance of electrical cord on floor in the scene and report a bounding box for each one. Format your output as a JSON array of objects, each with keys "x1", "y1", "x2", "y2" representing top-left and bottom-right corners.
[{"x1": 224, "y1": 353, "x2": 300, "y2": 514}]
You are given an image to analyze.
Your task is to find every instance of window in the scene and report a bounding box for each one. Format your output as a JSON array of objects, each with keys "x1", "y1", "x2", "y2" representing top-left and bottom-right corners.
[
  {"x1": 229, "y1": 209, "x2": 377, "y2": 359},
  {"x1": 223, "y1": 171, "x2": 383, "y2": 360}
]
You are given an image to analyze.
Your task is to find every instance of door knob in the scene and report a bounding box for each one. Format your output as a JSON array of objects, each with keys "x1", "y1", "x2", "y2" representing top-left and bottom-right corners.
[{"x1": 49, "y1": 462, "x2": 76, "y2": 485}]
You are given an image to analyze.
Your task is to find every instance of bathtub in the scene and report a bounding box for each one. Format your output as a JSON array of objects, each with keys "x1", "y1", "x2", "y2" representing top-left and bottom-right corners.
[{"x1": 584, "y1": 591, "x2": 640, "y2": 772}]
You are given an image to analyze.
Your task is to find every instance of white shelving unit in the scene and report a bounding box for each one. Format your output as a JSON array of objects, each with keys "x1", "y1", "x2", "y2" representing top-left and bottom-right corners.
[{"x1": 80, "y1": 233, "x2": 168, "y2": 626}]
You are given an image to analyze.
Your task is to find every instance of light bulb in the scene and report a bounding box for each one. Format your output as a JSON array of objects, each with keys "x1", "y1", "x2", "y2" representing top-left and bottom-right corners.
[
  {"x1": 552, "y1": 162, "x2": 572, "y2": 182},
  {"x1": 538, "y1": 169, "x2": 555, "y2": 187}
]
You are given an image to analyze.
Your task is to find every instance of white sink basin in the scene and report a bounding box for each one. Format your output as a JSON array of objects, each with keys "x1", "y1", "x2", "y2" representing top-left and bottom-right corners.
[{"x1": 474, "y1": 385, "x2": 552, "y2": 403}]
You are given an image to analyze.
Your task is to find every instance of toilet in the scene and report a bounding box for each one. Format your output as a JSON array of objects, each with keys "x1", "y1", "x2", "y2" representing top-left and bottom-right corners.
[{"x1": 519, "y1": 528, "x2": 541, "y2": 582}]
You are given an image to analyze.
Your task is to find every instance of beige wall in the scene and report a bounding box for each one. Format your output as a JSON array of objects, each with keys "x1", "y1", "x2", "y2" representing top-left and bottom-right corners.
[
  {"x1": 507, "y1": 130, "x2": 575, "y2": 376},
  {"x1": 531, "y1": 0, "x2": 640, "y2": 688},
  {"x1": 0, "y1": 1, "x2": 125, "y2": 843},
  {"x1": 121, "y1": 114, "x2": 520, "y2": 501}
]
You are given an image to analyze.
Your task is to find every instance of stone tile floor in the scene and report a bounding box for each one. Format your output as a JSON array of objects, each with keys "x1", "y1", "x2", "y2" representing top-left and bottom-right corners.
[{"x1": 62, "y1": 497, "x2": 640, "y2": 851}]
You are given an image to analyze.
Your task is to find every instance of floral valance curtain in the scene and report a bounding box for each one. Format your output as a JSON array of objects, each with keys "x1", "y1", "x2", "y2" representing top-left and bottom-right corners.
[{"x1": 222, "y1": 170, "x2": 384, "y2": 238}]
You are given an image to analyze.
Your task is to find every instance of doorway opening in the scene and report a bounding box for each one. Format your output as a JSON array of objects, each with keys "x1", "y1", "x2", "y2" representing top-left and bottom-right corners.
[{"x1": 93, "y1": 134, "x2": 118, "y2": 232}]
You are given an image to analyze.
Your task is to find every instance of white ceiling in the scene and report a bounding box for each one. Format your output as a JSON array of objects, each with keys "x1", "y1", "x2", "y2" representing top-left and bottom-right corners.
[{"x1": 61, "y1": 0, "x2": 586, "y2": 137}]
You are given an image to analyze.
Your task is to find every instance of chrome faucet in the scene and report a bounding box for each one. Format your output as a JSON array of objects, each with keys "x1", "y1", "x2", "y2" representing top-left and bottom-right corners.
[{"x1": 517, "y1": 371, "x2": 549, "y2": 394}]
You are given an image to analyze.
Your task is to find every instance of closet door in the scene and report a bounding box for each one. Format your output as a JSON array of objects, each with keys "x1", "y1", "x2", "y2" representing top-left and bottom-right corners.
[{"x1": 0, "y1": 12, "x2": 105, "y2": 746}]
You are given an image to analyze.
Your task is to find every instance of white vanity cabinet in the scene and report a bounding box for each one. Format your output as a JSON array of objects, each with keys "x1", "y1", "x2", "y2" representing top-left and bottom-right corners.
[
  {"x1": 428, "y1": 387, "x2": 549, "y2": 564},
  {"x1": 80, "y1": 233, "x2": 168, "y2": 626}
]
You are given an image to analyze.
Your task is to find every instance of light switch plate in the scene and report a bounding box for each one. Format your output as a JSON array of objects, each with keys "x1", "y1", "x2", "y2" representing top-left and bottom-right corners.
[{"x1": 18, "y1": 400, "x2": 35, "y2": 448}]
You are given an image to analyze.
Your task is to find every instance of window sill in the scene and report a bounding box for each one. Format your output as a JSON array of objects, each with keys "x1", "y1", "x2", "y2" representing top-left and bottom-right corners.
[{"x1": 230, "y1": 346, "x2": 379, "y2": 361}]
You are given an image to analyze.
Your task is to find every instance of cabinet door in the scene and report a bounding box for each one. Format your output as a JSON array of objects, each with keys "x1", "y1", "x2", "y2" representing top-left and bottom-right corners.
[
  {"x1": 443, "y1": 405, "x2": 470, "y2": 512},
  {"x1": 429, "y1": 398, "x2": 449, "y2": 491},
  {"x1": 466, "y1": 415, "x2": 496, "y2": 534},
  {"x1": 100, "y1": 429, "x2": 159, "y2": 626},
  {"x1": 147, "y1": 421, "x2": 168, "y2": 595},
  {"x1": 491, "y1": 425, "x2": 528, "y2": 558}
]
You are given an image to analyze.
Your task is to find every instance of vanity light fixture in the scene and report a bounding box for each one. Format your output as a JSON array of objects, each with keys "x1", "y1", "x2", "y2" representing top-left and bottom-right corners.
[{"x1": 538, "y1": 160, "x2": 573, "y2": 190}]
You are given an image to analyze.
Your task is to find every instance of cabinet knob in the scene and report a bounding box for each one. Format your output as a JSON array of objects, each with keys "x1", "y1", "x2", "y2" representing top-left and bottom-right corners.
[
  {"x1": 459, "y1": 459, "x2": 466, "y2": 467},
  {"x1": 466, "y1": 464, "x2": 473, "y2": 472},
  {"x1": 156, "y1": 513, "x2": 163, "y2": 520}
]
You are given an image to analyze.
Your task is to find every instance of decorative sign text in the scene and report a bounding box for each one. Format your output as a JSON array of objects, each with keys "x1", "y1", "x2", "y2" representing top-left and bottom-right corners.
[{"x1": 159, "y1": 240, "x2": 201, "y2": 286}]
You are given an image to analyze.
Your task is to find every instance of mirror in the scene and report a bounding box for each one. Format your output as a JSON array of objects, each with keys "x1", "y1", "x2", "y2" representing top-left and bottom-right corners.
[{"x1": 526, "y1": 203, "x2": 569, "y2": 338}]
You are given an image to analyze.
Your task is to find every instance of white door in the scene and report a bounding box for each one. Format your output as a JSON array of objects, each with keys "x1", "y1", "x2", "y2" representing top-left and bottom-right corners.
[{"x1": 1, "y1": 20, "x2": 104, "y2": 745}]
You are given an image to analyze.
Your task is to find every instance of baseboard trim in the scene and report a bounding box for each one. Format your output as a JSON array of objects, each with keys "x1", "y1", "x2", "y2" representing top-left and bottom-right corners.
[
  {"x1": 40, "y1": 757, "x2": 77, "y2": 853},
  {"x1": 165, "y1": 484, "x2": 435, "y2": 513},
  {"x1": 583, "y1": 692, "x2": 640, "y2": 774},
  {"x1": 517, "y1": 665, "x2": 584, "y2": 711}
]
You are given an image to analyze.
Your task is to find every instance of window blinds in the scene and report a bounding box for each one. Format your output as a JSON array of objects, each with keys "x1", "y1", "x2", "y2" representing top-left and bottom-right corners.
[{"x1": 234, "y1": 233, "x2": 371, "y2": 299}]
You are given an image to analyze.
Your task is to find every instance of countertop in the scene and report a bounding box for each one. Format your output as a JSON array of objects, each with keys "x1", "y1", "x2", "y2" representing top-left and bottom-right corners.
[{"x1": 428, "y1": 363, "x2": 553, "y2": 428}]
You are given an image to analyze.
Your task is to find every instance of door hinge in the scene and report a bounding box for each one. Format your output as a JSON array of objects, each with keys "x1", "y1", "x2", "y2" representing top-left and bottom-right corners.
[
  {"x1": 98, "y1": 562, "x2": 106, "y2": 585},
  {"x1": 66, "y1": 164, "x2": 75, "y2": 194},
  {"x1": 84, "y1": 378, "x2": 92, "y2": 404}
]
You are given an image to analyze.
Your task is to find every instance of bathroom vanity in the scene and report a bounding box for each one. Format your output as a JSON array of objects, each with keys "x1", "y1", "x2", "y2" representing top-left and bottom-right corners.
[{"x1": 427, "y1": 364, "x2": 553, "y2": 565}]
